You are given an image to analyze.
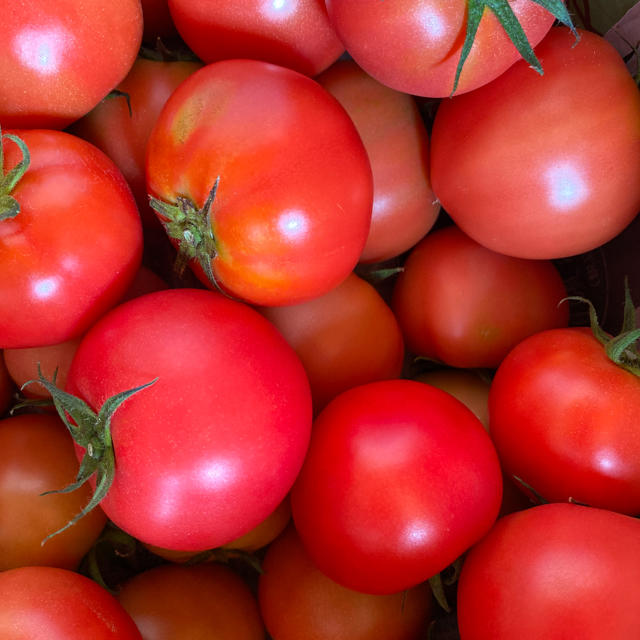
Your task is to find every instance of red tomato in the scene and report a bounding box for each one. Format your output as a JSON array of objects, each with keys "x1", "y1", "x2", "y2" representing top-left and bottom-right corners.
[
  {"x1": 0, "y1": 566, "x2": 141, "y2": 639},
  {"x1": 457, "y1": 503, "x2": 640, "y2": 639},
  {"x1": 316, "y1": 59, "x2": 440, "y2": 263},
  {"x1": 0, "y1": 352, "x2": 13, "y2": 414},
  {"x1": 168, "y1": 0, "x2": 344, "y2": 75},
  {"x1": 489, "y1": 327, "x2": 640, "y2": 515},
  {"x1": 431, "y1": 28, "x2": 640, "y2": 259},
  {"x1": 259, "y1": 525, "x2": 433, "y2": 640},
  {"x1": 325, "y1": 0, "x2": 556, "y2": 97},
  {"x1": 117, "y1": 563, "x2": 265, "y2": 639},
  {"x1": 392, "y1": 225, "x2": 569, "y2": 368},
  {"x1": 146, "y1": 59, "x2": 373, "y2": 306},
  {"x1": 64, "y1": 288, "x2": 312, "y2": 550},
  {"x1": 0, "y1": 0, "x2": 142, "y2": 129},
  {"x1": 0, "y1": 129, "x2": 143, "y2": 349},
  {"x1": 291, "y1": 379, "x2": 503, "y2": 594},
  {"x1": 259, "y1": 272, "x2": 405, "y2": 412},
  {"x1": 0, "y1": 414, "x2": 107, "y2": 571}
]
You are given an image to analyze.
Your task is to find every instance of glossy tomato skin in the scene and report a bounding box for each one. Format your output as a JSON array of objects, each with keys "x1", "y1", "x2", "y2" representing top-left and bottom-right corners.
[
  {"x1": 457, "y1": 503, "x2": 640, "y2": 639},
  {"x1": 392, "y1": 225, "x2": 569, "y2": 368},
  {"x1": 0, "y1": 566, "x2": 142, "y2": 639},
  {"x1": 168, "y1": 0, "x2": 343, "y2": 75},
  {"x1": 291, "y1": 379, "x2": 503, "y2": 594},
  {"x1": 146, "y1": 59, "x2": 373, "y2": 306},
  {"x1": 0, "y1": 0, "x2": 142, "y2": 129},
  {"x1": 325, "y1": 0, "x2": 555, "y2": 97},
  {"x1": 431, "y1": 28, "x2": 640, "y2": 259},
  {"x1": 66, "y1": 288, "x2": 312, "y2": 551},
  {"x1": 0, "y1": 414, "x2": 107, "y2": 571},
  {"x1": 0, "y1": 130, "x2": 143, "y2": 349},
  {"x1": 259, "y1": 525, "x2": 433, "y2": 640},
  {"x1": 490, "y1": 327, "x2": 640, "y2": 515},
  {"x1": 317, "y1": 59, "x2": 439, "y2": 263}
]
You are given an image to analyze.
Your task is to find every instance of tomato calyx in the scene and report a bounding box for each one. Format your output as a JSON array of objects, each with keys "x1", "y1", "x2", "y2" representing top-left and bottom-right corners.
[
  {"x1": 453, "y1": 0, "x2": 579, "y2": 95},
  {"x1": 23, "y1": 366, "x2": 158, "y2": 545},
  {"x1": 149, "y1": 177, "x2": 225, "y2": 292},
  {"x1": 0, "y1": 129, "x2": 30, "y2": 221}
]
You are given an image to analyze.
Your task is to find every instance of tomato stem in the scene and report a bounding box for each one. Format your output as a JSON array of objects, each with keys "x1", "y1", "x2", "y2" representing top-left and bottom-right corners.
[{"x1": 0, "y1": 129, "x2": 31, "y2": 221}]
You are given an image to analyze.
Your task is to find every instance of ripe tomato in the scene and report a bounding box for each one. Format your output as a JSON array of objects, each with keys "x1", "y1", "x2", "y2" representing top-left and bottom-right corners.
[
  {"x1": 146, "y1": 59, "x2": 373, "y2": 306},
  {"x1": 63, "y1": 288, "x2": 312, "y2": 551},
  {"x1": 291, "y1": 379, "x2": 503, "y2": 594},
  {"x1": 117, "y1": 563, "x2": 265, "y2": 639},
  {"x1": 392, "y1": 225, "x2": 569, "y2": 368},
  {"x1": 168, "y1": 0, "x2": 343, "y2": 75},
  {"x1": 259, "y1": 272, "x2": 405, "y2": 413},
  {"x1": 0, "y1": 566, "x2": 141, "y2": 639},
  {"x1": 259, "y1": 525, "x2": 433, "y2": 640},
  {"x1": 0, "y1": 129, "x2": 143, "y2": 349},
  {"x1": 317, "y1": 59, "x2": 440, "y2": 263},
  {"x1": 431, "y1": 28, "x2": 640, "y2": 259},
  {"x1": 457, "y1": 503, "x2": 640, "y2": 639},
  {"x1": 489, "y1": 326, "x2": 640, "y2": 515},
  {"x1": 0, "y1": 414, "x2": 107, "y2": 571},
  {"x1": 324, "y1": 0, "x2": 556, "y2": 97},
  {"x1": 0, "y1": 0, "x2": 142, "y2": 129}
]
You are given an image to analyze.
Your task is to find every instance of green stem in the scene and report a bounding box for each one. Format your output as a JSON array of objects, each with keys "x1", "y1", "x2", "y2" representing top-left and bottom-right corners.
[{"x1": 0, "y1": 129, "x2": 31, "y2": 221}]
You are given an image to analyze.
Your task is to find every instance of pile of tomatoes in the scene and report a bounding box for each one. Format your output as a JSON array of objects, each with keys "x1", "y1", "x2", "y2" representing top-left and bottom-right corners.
[{"x1": 1, "y1": 1, "x2": 640, "y2": 638}]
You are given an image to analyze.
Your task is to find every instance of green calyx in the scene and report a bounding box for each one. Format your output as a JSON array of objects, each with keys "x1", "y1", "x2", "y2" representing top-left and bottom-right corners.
[
  {"x1": 149, "y1": 177, "x2": 224, "y2": 293},
  {"x1": 453, "y1": 0, "x2": 580, "y2": 95},
  {"x1": 0, "y1": 128, "x2": 30, "y2": 221},
  {"x1": 23, "y1": 366, "x2": 158, "y2": 546}
]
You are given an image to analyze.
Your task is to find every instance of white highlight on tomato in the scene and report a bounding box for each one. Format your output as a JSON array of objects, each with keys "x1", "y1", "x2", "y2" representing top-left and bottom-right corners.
[
  {"x1": 262, "y1": 0, "x2": 297, "y2": 20},
  {"x1": 32, "y1": 276, "x2": 59, "y2": 299},
  {"x1": 14, "y1": 26, "x2": 72, "y2": 75},
  {"x1": 544, "y1": 162, "x2": 589, "y2": 211},
  {"x1": 402, "y1": 520, "x2": 435, "y2": 548},
  {"x1": 277, "y1": 209, "x2": 309, "y2": 241},
  {"x1": 417, "y1": 5, "x2": 447, "y2": 40},
  {"x1": 199, "y1": 459, "x2": 236, "y2": 488}
]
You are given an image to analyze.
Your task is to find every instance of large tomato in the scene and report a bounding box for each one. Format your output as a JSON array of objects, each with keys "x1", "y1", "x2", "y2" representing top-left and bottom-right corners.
[
  {"x1": 489, "y1": 326, "x2": 640, "y2": 515},
  {"x1": 431, "y1": 28, "x2": 640, "y2": 259},
  {"x1": 0, "y1": 0, "x2": 142, "y2": 129},
  {"x1": 58, "y1": 288, "x2": 312, "y2": 551},
  {"x1": 291, "y1": 379, "x2": 503, "y2": 594},
  {"x1": 146, "y1": 59, "x2": 373, "y2": 306},
  {"x1": 0, "y1": 129, "x2": 143, "y2": 349},
  {"x1": 457, "y1": 503, "x2": 640, "y2": 639},
  {"x1": 324, "y1": 0, "x2": 558, "y2": 97}
]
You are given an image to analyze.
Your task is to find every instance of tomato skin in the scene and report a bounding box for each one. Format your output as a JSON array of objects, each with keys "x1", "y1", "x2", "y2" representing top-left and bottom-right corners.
[
  {"x1": 117, "y1": 563, "x2": 265, "y2": 639},
  {"x1": 490, "y1": 327, "x2": 640, "y2": 515},
  {"x1": 0, "y1": 414, "x2": 107, "y2": 570},
  {"x1": 258, "y1": 525, "x2": 433, "y2": 640},
  {"x1": 0, "y1": 129, "x2": 143, "y2": 349},
  {"x1": 291, "y1": 379, "x2": 503, "y2": 595},
  {"x1": 392, "y1": 225, "x2": 569, "y2": 368},
  {"x1": 67, "y1": 288, "x2": 312, "y2": 551},
  {"x1": 0, "y1": 566, "x2": 142, "y2": 639},
  {"x1": 325, "y1": 0, "x2": 555, "y2": 97},
  {"x1": 146, "y1": 59, "x2": 373, "y2": 306},
  {"x1": 317, "y1": 60, "x2": 439, "y2": 263},
  {"x1": 431, "y1": 28, "x2": 640, "y2": 259},
  {"x1": 0, "y1": 0, "x2": 142, "y2": 129},
  {"x1": 168, "y1": 0, "x2": 343, "y2": 75},
  {"x1": 457, "y1": 503, "x2": 640, "y2": 639}
]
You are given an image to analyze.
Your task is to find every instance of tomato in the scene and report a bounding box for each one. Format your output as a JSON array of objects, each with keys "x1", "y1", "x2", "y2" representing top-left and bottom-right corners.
[
  {"x1": 431, "y1": 28, "x2": 640, "y2": 259},
  {"x1": 316, "y1": 59, "x2": 440, "y2": 263},
  {"x1": 167, "y1": 0, "x2": 343, "y2": 75},
  {"x1": 146, "y1": 59, "x2": 373, "y2": 306},
  {"x1": 489, "y1": 326, "x2": 640, "y2": 515},
  {"x1": 0, "y1": 352, "x2": 13, "y2": 415},
  {"x1": 457, "y1": 503, "x2": 640, "y2": 639},
  {"x1": 291, "y1": 379, "x2": 503, "y2": 594},
  {"x1": 392, "y1": 225, "x2": 569, "y2": 368},
  {"x1": 0, "y1": 566, "x2": 141, "y2": 639},
  {"x1": 0, "y1": 129, "x2": 143, "y2": 349},
  {"x1": 116, "y1": 563, "x2": 265, "y2": 639},
  {"x1": 62, "y1": 288, "x2": 312, "y2": 550},
  {"x1": 259, "y1": 272, "x2": 404, "y2": 413},
  {"x1": 324, "y1": 0, "x2": 556, "y2": 97},
  {"x1": 0, "y1": 414, "x2": 107, "y2": 571},
  {"x1": 0, "y1": 0, "x2": 142, "y2": 129},
  {"x1": 258, "y1": 525, "x2": 433, "y2": 640}
]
